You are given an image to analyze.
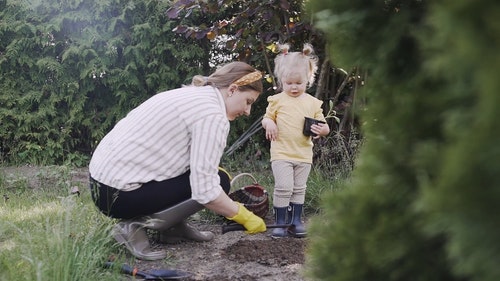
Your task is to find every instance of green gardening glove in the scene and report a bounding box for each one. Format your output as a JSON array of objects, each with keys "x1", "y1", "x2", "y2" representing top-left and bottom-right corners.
[{"x1": 226, "y1": 202, "x2": 266, "y2": 234}]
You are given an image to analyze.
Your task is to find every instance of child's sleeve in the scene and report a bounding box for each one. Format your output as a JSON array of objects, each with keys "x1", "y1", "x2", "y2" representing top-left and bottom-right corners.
[
  {"x1": 313, "y1": 99, "x2": 326, "y2": 122},
  {"x1": 263, "y1": 95, "x2": 278, "y2": 121}
]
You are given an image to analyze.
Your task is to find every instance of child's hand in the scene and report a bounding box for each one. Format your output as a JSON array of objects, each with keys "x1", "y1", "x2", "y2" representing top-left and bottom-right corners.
[
  {"x1": 262, "y1": 117, "x2": 278, "y2": 141},
  {"x1": 311, "y1": 122, "x2": 330, "y2": 139},
  {"x1": 264, "y1": 123, "x2": 278, "y2": 141}
]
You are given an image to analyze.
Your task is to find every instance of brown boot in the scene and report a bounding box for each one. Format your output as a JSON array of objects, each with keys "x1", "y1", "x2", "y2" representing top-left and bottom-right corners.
[
  {"x1": 155, "y1": 220, "x2": 215, "y2": 244},
  {"x1": 112, "y1": 221, "x2": 167, "y2": 261}
]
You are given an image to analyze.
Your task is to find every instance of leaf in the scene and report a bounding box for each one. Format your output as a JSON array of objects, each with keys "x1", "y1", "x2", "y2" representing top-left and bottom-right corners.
[
  {"x1": 195, "y1": 29, "x2": 208, "y2": 40},
  {"x1": 184, "y1": 7, "x2": 193, "y2": 18},
  {"x1": 179, "y1": 0, "x2": 195, "y2": 5},
  {"x1": 279, "y1": 0, "x2": 290, "y2": 11},
  {"x1": 235, "y1": 28, "x2": 244, "y2": 38},
  {"x1": 172, "y1": 25, "x2": 188, "y2": 33},
  {"x1": 166, "y1": 7, "x2": 180, "y2": 19},
  {"x1": 218, "y1": 20, "x2": 229, "y2": 28}
]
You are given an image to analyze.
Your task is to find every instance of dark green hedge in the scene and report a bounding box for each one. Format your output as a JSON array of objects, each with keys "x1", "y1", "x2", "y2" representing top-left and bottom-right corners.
[
  {"x1": 306, "y1": 0, "x2": 500, "y2": 280},
  {"x1": 0, "y1": 0, "x2": 210, "y2": 165}
]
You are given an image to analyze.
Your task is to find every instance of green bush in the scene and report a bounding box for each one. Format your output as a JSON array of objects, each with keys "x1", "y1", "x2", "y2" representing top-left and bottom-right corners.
[
  {"x1": 0, "y1": 0, "x2": 210, "y2": 166},
  {"x1": 305, "y1": 0, "x2": 500, "y2": 280}
]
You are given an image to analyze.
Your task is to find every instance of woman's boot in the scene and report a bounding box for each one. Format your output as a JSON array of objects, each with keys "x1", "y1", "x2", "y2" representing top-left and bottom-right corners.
[
  {"x1": 287, "y1": 203, "x2": 306, "y2": 238},
  {"x1": 271, "y1": 207, "x2": 288, "y2": 238},
  {"x1": 156, "y1": 220, "x2": 214, "y2": 244},
  {"x1": 142, "y1": 199, "x2": 215, "y2": 243},
  {"x1": 112, "y1": 220, "x2": 167, "y2": 260}
]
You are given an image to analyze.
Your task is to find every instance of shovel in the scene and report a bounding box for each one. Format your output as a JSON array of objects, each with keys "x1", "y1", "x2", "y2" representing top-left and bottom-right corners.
[
  {"x1": 222, "y1": 223, "x2": 291, "y2": 234},
  {"x1": 104, "y1": 262, "x2": 191, "y2": 280}
]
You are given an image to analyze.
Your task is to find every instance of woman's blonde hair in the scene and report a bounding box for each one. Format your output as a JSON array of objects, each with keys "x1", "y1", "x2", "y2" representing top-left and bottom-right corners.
[
  {"x1": 191, "y1": 61, "x2": 263, "y2": 93},
  {"x1": 273, "y1": 43, "x2": 318, "y2": 89}
]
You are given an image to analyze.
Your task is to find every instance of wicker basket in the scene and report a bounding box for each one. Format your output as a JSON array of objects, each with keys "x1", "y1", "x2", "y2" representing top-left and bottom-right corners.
[{"x1": 228, "y1": 173, "x2": 269, "y2": 219}]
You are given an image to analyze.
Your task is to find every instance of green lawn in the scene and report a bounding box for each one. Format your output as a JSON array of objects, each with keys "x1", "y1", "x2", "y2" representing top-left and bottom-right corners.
[{"x1": 0, "y1": 166, "x2": 121, "y2": 281}]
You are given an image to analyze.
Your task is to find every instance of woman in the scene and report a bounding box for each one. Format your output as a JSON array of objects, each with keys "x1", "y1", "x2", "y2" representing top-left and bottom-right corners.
[{"x1": 89, "y1": 61, "x2": 266, "y2": 260}]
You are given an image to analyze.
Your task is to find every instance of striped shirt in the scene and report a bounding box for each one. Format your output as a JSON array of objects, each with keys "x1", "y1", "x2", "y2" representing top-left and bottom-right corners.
[{"x1": 89, "y1": 86, "x2": 229, "y2": 204}]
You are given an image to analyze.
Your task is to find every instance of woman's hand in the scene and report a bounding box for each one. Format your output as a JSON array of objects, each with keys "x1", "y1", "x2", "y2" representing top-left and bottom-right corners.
[
  {"x1": 226, "y1": 203, "x2": 266, "y2": 234},
  {"x1": 205, "y1": 193, "x2": 266, "y2": 234}
]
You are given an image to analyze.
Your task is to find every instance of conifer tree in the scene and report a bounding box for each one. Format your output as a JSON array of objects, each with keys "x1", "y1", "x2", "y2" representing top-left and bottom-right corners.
[
  {"x1": 0, "y1": 0, "x2": 209, "y2": 165},
  {"x1": 305, "y1": 0, "x2": 500, "y2": 280}
]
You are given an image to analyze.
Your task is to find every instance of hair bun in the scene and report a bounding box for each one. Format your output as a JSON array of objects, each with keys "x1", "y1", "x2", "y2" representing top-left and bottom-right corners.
[{"x1": 302, "y1": 43, "x2": 314, "y2": 56}]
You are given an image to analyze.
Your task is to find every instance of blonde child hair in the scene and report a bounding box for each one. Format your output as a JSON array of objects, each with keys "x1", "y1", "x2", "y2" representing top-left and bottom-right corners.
[{"x1": 273, "y1": 43, "x2": 319, "y2": 89}]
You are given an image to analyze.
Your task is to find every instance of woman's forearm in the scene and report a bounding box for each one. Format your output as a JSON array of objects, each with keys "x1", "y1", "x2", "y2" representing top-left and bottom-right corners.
[{"x1": 204, "y1": 191, "x2": 239, "y2": 217}]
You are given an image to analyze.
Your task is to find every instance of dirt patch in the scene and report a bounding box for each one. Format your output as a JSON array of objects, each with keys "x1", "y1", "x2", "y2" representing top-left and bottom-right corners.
[
  {"x1": 1, "y1": 166, "x2": 311, "y2": 280},
  {"x1": 143, "y1": 223, "x2": 309, "y2": 281},
  {"x1": 223, "y1": 238, "x2": 306, "y2": 265}
]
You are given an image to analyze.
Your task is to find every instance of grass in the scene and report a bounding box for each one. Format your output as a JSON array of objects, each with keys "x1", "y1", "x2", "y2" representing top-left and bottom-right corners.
[
  {"x1": 220, "y1": 149, "x2": 352, "y2": 219},
  {"x1": 0, "y1": 151, "x2": 353, "y2": 280},
  {"x1": 0, "y1": 167, "x2": 124, "y2": 281}
]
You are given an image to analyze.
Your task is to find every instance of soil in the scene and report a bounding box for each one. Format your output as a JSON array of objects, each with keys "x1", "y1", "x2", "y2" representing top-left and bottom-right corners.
[
  {"x1": 142, "y1": 222, "x2": 308, "y2": 281},
  {"x1": 1, "y1": 166, "x2": 310, "y2": 281}
]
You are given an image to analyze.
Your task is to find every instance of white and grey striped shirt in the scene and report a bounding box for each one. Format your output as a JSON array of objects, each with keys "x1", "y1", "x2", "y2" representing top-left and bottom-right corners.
[{"x1": 89, "y1": 86, "x2": 229, "y2": 204}]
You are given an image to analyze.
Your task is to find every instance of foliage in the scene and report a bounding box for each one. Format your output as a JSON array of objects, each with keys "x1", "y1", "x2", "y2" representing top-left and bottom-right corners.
[
  {"x1": 313, "y1": 128, "x2": 362, "y2": 177},
  {"x1": 313, "y1": 66, "x2": 365, "y2": 176},
  {"x1": 166, "y1": 0, "x2": 324, "y2": 63},
  {"x1": 164, "y1": 0, "x2": 333, "y2": 150},
  {"x1": 1, "y1": 0, "x2": 361, "y2": 174},
  {"x1": 305, "y1": 0, "x2": 500, "y2": 280},
  {"x1": 0, "y1": 167, "x2": 121, "y2": 281},
  {"x1": 0, "y1": 0, "x2": 210, "y2": 166},
  {"x1": 417, "y1": 0, "x2": 500, "y2": 280},
  {"x1": 210, "y1": 153, "x2": 343, "y2": 222}
]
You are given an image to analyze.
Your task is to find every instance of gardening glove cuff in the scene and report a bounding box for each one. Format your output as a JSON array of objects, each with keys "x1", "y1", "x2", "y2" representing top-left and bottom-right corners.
[{"x1": 226, "y1": 202, "x2": 266, "y2": 234}]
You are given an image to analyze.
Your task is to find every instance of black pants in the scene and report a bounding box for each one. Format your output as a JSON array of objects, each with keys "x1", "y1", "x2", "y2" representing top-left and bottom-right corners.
[{"x1": 89, "y1": 170, "x2": 231, "y2": 219}]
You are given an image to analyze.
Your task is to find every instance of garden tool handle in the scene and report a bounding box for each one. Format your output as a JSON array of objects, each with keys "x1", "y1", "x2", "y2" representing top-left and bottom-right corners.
[
  {"x1": 222, "y1": 224, "x2": 291, "y2": 234},
  {"x1": 104, "y1": 262, "x2": 191, "y2": 280},
  {"x1": 119, "y1": 263, "x2": 145, "y2": 277},
  {"x1": 104, "y1": 262, "x2": 149, "y2": 278}
]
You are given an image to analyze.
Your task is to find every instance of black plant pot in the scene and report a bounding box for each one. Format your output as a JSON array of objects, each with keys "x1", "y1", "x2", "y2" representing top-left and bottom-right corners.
[{"x1": 303, "y1": 117, "x2": 326, "y2": 137}]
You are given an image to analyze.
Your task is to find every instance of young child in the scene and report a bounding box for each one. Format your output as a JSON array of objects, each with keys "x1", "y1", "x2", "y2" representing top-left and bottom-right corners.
[{"x1": 262, "y1": 43, "x2": 330, "y2": 238}]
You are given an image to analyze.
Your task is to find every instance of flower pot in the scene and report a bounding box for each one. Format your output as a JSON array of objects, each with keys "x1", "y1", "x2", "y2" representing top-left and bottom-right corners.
[{"x1": 303, "y1": 117, "x2": 326, "y2": 137}]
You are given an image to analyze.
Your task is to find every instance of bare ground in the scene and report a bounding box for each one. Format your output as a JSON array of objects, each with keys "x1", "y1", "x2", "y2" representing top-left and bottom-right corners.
[
  {"x1": 1, "y1": 166, "x2": 310, "y2": 281},
  {"x1": 140, "y1": 220, "x2": 309, "y2": 281}
]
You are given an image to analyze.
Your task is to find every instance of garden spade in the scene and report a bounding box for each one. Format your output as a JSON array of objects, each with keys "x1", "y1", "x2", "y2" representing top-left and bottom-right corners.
[
  {"x1": 222, "y1": 223, "x2": 291, "y2": 234},
  {"x1": 104, "y1": 262, "x2": 191, "y2": 280}
]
